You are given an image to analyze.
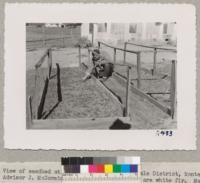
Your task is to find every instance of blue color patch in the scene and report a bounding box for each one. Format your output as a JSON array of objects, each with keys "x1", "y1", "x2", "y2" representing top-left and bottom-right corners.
[{"x1": 121, "y1": 164, "x2": 131, "y2": 173}]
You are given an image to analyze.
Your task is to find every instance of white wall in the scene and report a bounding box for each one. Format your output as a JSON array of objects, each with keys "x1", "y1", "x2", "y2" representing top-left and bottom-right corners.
[{"x1": 81, "y1": 23, "x2": 177, "y2": 44}]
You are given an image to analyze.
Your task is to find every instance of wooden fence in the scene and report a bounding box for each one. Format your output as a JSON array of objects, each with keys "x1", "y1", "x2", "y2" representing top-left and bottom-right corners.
[
  {"x1": 28, "y1": 48, "x2": 53, "y2": 122},
  {"x1": 26, "y1": 36, "x2": 75, "y2": 50},
  {"x1": 124, "y1": 41, "x2": 177, "y2": 75}
]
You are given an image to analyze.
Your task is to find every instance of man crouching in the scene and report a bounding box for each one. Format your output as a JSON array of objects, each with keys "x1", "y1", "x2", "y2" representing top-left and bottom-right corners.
[{"x1": 82, "y1": 48, "x2": 114, "y2": 81}]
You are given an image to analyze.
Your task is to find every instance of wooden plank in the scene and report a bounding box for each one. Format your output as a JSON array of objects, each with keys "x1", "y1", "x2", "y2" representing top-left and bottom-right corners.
[
  {"x1": 146, "y1": 92, "x2": 170, "y2": 95},
  {"x1": 56, "y1": 63, "x2": 62, "y2": 102},
  {"x1": 31, "y1": 117, "x2": 130, "y2": 129},
  {"x1": 37, "y1": 77, "x2": 49, "y2": 119},
  {"x1": 170, "y1": 60, "x2": 176, "y2": 118},
  {"x1": 113, "y1": 72, "x2": 171, "y2": 115},
  {"x1": 125, "y1": 66, "x2": 131, "y2": 117},
  {"x1": 92, "y1": 75, "x2": 125, "y2": 112},
  {"x1": 125, "y1": 41, "x2": 177, "y2": 52},
  {"x1": 137, "y1": 52, "x2": 141, "y2": 89},
  {"x1": 98, "y1": 41, "x2": 139, "y2": 54}
]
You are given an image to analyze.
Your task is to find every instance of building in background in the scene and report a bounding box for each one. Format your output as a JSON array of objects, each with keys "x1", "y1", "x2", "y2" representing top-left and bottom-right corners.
[{"x1": 81, "y1": 22, "x2": 177, "y2": 45}]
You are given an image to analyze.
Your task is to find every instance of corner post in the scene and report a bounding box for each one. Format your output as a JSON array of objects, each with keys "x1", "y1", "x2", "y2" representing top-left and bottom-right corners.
[
  {"x1": 170, "y1": 60, "x2": 176, "y2": 118},
  {"x1": 137, "y1": 52, "x2": 141, "y2": 89},
  {"x1": 153, "y1": 48, "x2": 157, "y2": 75},
  {"x1": 125, "y1": 66, "x2": 131, "y2": 117},
  {"x1": 124, "y1": 42, "x2": 127, "y2": 64}
]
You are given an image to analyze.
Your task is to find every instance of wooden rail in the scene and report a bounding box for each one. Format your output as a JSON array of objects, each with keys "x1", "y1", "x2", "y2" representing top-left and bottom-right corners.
[
  {"x1": 124, "y1": 41, "x2": 177, "y2": 52},
  {"x1": 99, "y1": 41, "x2": 140, "y2": 54},
  {"x1": 27, "y1": 36, "x2": 72, "y2": 43},
  {"x1": 124, "y1": 41, "x2": 177, "y2": 75},
  {"x1": 83, "y1": 42, "x2": 176, "y2": 118}
]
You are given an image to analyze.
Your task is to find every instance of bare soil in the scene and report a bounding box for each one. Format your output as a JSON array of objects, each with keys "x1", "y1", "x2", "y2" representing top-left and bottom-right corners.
[
  {"x1": 27, "y1": 67, "x2": 123, "y2": 119},
  {"x1": 26, "y1": 43, "x2": 177, "y2": 129}
]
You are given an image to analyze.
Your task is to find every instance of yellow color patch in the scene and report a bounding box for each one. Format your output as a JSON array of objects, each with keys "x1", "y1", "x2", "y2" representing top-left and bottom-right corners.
[{"x1": 104, "y1": 164, "x2": 113, "y2": 173}]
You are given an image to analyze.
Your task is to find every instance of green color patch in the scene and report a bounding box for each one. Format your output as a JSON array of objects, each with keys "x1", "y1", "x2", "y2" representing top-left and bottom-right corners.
[{"x1": 113, "y1": 164, "x2": 121, "y2": 173}]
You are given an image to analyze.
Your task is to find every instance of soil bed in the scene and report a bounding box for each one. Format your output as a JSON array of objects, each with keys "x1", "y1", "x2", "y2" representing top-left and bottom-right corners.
[{"x1": 27, "y1": 67, "x2": 123, "y2": 119}]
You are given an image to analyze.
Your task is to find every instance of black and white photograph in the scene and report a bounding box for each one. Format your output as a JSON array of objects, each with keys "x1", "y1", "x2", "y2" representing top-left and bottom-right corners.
[
  {"x1": 4, "y1": 4, "x2": 196, "y2": 150},
  {"x1": 26, "y1": 22, "x2": 177, "y2": 130}
]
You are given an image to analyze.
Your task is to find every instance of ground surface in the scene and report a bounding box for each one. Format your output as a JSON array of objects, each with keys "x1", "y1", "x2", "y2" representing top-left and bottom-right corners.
[
  {"x1": 43, "y1": 67, "x2": 123, "y2": 119},
  {"x1": 26, "y1": 42, "x2": 177, "y2": 129},
  {"x1": 27, "y1": 66, "x2": 123, "y2": 119}
]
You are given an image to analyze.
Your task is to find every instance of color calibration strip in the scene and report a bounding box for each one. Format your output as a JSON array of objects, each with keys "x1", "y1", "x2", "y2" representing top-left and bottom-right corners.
[{"x1": 61, "y1": 157, "x2": 140, "y2": 174}]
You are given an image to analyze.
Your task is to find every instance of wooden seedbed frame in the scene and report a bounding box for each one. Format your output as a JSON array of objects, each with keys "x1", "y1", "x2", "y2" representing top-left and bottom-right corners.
[
  {"x1": 93, "y1": 41, "x2": 176, "y2": 118},
  {"x1": 27, "y1": 47, "x2": 131, "y2": 129}
]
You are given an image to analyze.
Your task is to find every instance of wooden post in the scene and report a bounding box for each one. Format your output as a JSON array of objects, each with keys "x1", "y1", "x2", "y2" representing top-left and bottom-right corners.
[
  {"x1": 56, "y1": 63, "x2": 62, "y2": 102},
  {"x1": 98, "y1": 42, "x2": 100, "y2": 49},
  {"x1": 153, "y1": 48, "x2": 157, "y2": 75},
  {"x1": 125, "y1": 66, "x2": 131, "y2": 117},
  {"x1": 123, "y1": 42, "x2": 127, "y2": 64},
  {"x1": 37, "y1": 77, "x2": 49, "y2": 119},
  {"x1": 137, "y1": 52, "x2": 141, "y2": 89},
  {"x1": 88, "y1": 48, "x2": 91, "y2": 66},
  {"x1": 92, "y1": 23, "x2": 94, "y2": 46},
  {"x1": 78, "y1": 45, "x2": 81, "y2": 67},
  {"x1": 48, "y1": 48, "x2": 52, "y2": 79},
  {"x1": 42, "y1": 25, "x2": 45, "y2": 47},
  {"x1": 113, "y1": 48, "x2": 116, "y2": 64},
  {"x1": 28, "y1": 96, "x2": 33, "y2": 121},
  {"x1": 170, "y1": 60, "x2": 176, "y2": 118}
]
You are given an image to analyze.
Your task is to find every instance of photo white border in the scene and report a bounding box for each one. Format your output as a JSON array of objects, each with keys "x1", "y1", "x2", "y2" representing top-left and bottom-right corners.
[{"x1": 4, "y1": 3, "x2": 196, "y2": 150}]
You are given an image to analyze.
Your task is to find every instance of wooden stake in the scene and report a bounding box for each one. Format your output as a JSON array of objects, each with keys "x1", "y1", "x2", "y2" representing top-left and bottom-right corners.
[
  {"x1": 88, "y1": 49, "x2": 91, "y2": 66},
  {"x1": 78, "y1": 46, "x2": 81, "y2": 67},
  {"x1": 28, "y1": 96, "x2": 33, "y2": 121},
  {"x1": 153, "y1": 48, "x2": 157, "y2": 75},
  {"x1": 42, "y1": 25, "x2": 46, "y2": 47},
  {"x1": 170, "y1": 60, "x2": 176, "y2": 118},
  {"x1": 113, "y1": 48, "x2": 116, "y2": 64},
  {"x1": 92, "y1": 23, "x2": 94, "y2": 46},
  {"x1": 123, "y1": 42, "x2": 127, "y2": 64},
  {"x1": 37, "y1": 77, "x2": 49, "y2": 119},
  {"x1": 98, "y1": 42, "x2": 100, "y2": 49},
  {"x1": 56, "y1": 63, "x2": 62, "y2": 102},
  {"x1": 137, "y1": 52, "x2": 141, "y2": 89},
  {"x1": 48, "y1": 48, "x2": 52, "y2": 79},
  {"x1": 125, "y1": 66, "x2": 131, "y2": 117}
]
